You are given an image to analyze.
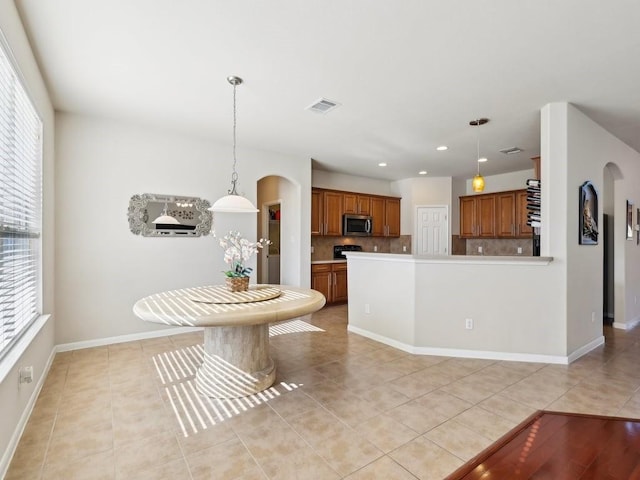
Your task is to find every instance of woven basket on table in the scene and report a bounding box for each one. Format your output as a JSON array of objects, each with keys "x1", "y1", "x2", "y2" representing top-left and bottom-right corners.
[{"x1": 225, "y1": 276, "x2": 249, "y2": 292}]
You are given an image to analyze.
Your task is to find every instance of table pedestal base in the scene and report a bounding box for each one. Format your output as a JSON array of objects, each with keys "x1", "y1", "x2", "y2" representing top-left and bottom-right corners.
[{"x1": 195, "y1": 324, "x2": 275, "y2": 398}]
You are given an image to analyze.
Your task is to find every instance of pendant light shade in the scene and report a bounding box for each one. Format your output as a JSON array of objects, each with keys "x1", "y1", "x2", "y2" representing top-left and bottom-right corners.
[
  {"x1": 472, "y1": 174, "x2": 485, "y2": 192},
  {"x1": 209, "y1": 76, "x2": 259, "y2": 213},
  {"x1": 211, "y1": 194, "x2": 259, "y2": 213},
  {"x1": 470, "y1": 118, "x2": 488, "y2": 193}
]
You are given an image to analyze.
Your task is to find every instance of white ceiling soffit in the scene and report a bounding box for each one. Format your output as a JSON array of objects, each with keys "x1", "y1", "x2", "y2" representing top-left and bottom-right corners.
[{"x1": 14, "y1": 0, "x2": 640, "y2": 181}]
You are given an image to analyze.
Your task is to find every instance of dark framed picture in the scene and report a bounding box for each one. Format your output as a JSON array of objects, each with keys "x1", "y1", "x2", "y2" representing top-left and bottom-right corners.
[
  {"x1": 637, "y1": 208, "x2": 639, "y2": 245},
  {"x1": 627, "y1": 200, "x2": 634, "y2": 240},
  {"x1": 579, "y1": 181, "x2": 598, "y2": 245}
]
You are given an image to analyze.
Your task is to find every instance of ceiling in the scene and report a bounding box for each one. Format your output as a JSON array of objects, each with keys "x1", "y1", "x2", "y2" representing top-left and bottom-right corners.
[{"x1": 14, "y1": 0, "x2": 640, "y2": 181}]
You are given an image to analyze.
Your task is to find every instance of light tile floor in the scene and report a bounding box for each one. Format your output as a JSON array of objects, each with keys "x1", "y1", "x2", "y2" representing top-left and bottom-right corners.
[{"x1": 7, "y1": 305, "x2": 640, "y2": 479}]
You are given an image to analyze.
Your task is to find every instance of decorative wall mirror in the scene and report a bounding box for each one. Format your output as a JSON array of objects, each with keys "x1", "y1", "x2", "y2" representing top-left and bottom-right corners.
[{"x1": 128, "y1": 193, "x2": 213, "y2": 237}]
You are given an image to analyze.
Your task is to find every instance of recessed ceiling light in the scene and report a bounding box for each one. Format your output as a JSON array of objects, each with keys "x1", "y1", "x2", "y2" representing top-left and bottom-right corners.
[
  {"x1": 436, "y1": 146, "x2": 448, "y2": 151},
  {"x1": 478, "y1": 157, "x2": 488, "y2": 163},
  {"x1": 378, "y1": 162, "x2": 387, "y2": 167},
  {"x1": 419, "y1": 170, "x2": 427, "y2": 175}
]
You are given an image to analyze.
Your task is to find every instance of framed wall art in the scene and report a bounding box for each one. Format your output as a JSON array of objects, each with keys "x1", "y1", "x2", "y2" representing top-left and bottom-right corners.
[
  {"x1": 627, "y1": 200, "x2": 634, "y2": 240},
  {"x1": 579, "y1": 181, "x2": 598, "y2": 245}
]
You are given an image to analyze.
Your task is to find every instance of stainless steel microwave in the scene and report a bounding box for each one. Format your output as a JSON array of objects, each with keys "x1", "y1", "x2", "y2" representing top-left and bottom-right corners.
[{"x1": 343, "y1": 214, "x2": 372, "y2": 236}]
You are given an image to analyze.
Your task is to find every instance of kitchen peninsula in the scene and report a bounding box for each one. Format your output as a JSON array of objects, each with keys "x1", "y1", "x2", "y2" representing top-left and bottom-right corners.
[{"x1": 345, "y1": 252, "x2": 603, "y2": 364}]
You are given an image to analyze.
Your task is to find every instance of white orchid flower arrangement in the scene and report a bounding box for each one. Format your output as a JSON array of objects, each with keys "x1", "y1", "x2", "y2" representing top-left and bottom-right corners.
[{"x1": 218, "y1": 231, "x2": 271, "y2": 278}]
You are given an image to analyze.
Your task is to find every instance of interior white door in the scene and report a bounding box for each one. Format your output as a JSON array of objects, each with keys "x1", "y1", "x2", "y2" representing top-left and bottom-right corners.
[{"x1": 416, "y1": 206, "x2": 449, "y2": 255}]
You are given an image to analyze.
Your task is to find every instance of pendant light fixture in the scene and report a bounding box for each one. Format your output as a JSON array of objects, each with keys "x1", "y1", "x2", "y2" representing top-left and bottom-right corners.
[
  {"x1": 152, "y1": 201, "x2": 181, "y2": 225},
  {"x1": 470, "y1": 118, "x2": 488, "y2": 193},
  {"x1": 209, "y1": 76, "x2": 259, "y2": 213}
]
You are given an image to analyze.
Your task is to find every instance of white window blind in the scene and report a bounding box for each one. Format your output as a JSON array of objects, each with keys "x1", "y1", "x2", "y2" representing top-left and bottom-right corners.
[{"x1": 0, "y1": 38, "x2": 42, "y2": 360}]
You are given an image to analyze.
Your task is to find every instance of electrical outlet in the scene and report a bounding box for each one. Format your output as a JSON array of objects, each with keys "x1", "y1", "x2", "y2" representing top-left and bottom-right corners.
[
  {"x1": 465, "y1": 318, "x2": 473, "y2": 329},
  {"x1": 364, "y1": 303, "x2": 370, "y2": 314},
  {"x1": 517, "y1": 247, "x2": 522, "y2": 254},
  {"x1": 374, "y1": 245, "x2": 378, "y2": 252},
  {"x1": 403, "y1": 245, "x2": 407, "y2": 252},
  {"x1": 19, "y1": 366, "x2": 33, "y2": 384},
  {"x1": 477, "y1": 246, "x2": 483, "y2": 254},
  {"x1": 310, "y1": 246, "x2": 314, "y2": 254}
]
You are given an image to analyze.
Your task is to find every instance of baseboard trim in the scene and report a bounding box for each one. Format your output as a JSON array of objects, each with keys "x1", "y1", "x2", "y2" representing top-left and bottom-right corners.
[
  {"x1": 567, "y1": 335, "x2": 605, "y2": 363},
  {"x1": 0, "y1": 345, "x2": 56, "y2": 480},
  {"x1": 348, "y1": 325, "x2": 571, "y2": 364},
  {"x1": 55, "y1": 326, "x2": 204, "y2": 353},
  {"x1": 613, "y1": 315, "x2": 640, "y2": 331}
]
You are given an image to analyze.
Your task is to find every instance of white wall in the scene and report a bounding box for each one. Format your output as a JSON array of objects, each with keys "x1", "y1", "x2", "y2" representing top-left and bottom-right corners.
[
  {"x1": 543, "y1": 103, "x2": 640, "y2": 345},
  {"x1": 347, "y1": 254, "x2": 568, "y2": 360},
  {"x1": 464, "y1": 169, "x2": 534, "y2": 194},
  {"x1": 55, "y1": 112, "x2": 311, "y2": 345},
  {"x1": 0, "y1": 2, "x2": 56, "y2": 474},
  {"x1": 391, "y1": 177, "x2": 452, "y2": 236},
  {"x1": 312, "y1": 170, "x2": 393, "y2": 196}
]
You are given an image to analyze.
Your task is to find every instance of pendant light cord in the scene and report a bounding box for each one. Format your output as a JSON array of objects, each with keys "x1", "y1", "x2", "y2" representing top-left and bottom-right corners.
[
  {"x1": 229, "y1": 81, "x2": 239, "y2": 195},
  {"x1": 476, "y1": 120, "x2": 481, "y2": 175}
]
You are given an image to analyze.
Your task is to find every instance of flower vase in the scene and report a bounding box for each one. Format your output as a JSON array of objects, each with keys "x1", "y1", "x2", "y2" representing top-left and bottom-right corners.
[{"x1": 225, "y1": 276, "x2": 249, "y2": 292}]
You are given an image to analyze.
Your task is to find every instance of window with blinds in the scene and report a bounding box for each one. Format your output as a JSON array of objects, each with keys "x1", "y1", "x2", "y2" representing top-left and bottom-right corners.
[{"x1": 0, "y1": 37, "x2": 43, "y2": 361}]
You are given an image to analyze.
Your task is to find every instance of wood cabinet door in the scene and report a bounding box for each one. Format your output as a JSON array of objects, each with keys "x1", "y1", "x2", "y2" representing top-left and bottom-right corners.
[
  {"x1": 332, "y1": 263, "x2": 348, "y2": 303},
  {"x1": 385, "y1": 198, "x2": 401, "y2": 237},
  {"x1": 460, "y1": 197, "x2": 476, "y2": 238},
  {"x1": 311, "y1": 189, "x2": 323, "y2": 236},
  {"x1": 358, "y1": 195, "x2": 371, "y2": 215},
  {"x1": 477, "y1": 195, "x2": 496, "y2": 237},
  {"x1": 496, "y1": 193, "x2": 516, "y2": 237},
  {"x1": 370, "y1": 197, "x2": 386, "y2": 236},
  {"x1": 343, "y1": 193, "x2": 358, "y2": 214},
  {"x1": 311, "y1": 265, "x2": 332, "y2": 301},
  {"x1": 323, "y1": 191, "x2": 344, "y2": 236},
  {"x1": 516, "y1": 190, "x2": 533, "y2": 237}
]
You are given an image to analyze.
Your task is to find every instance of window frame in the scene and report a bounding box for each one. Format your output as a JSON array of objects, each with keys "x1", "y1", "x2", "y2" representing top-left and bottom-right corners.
[{"x1": 0, "y1": 27, "x2": 44, "y2": 365}]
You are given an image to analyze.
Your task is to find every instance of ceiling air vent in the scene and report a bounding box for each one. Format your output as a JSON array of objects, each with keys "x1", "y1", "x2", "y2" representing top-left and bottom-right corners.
[
  {"x1": 306, "y1": 98, "x2": 340, "y2": 114},
  {"x1": 499, "y1": 146, "x2": 523, "y2": 155}
]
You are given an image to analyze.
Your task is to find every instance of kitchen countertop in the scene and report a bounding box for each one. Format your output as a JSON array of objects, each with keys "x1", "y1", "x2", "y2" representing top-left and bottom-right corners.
[{"x1": 344, "y1": 252, "x2": 553, "y2": 265}]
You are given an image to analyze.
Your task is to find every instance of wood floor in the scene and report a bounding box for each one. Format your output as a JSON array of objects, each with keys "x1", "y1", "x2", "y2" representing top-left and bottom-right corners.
[{"x1": 446, "y1": 411, "x2": 640, "y2": 479}]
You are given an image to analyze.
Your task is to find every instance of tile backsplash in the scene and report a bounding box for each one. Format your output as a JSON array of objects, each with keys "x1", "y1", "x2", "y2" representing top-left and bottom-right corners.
[
  {"x1": 465, "y1": 238, "x2": 533, "y2": 256},
  {"x1": 311, "y1": 235, "x2": 412, "y2": 261}
]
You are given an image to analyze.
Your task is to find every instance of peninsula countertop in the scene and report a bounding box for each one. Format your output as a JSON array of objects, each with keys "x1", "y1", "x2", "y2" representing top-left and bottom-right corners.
[{"x1": 344, "y1": 251, "x2": 553, "y2": 266}]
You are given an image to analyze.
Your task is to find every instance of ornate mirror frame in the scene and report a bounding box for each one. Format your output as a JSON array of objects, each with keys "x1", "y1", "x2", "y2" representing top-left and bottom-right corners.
[{"x1": 128, "y1": 193, "x2": 213, "y2": 237}]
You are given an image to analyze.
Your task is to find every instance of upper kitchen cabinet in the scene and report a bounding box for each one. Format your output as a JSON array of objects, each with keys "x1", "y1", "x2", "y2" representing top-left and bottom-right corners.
[
  {"x1": 516, "y1": 190, "x2": 533, "y2": 237},
  {"x1": 460, "y1": 194, "x2": 496, "y2": 238},
  {"x1": 371, "y1": 196, "x2": 400, "y2": 237},
  {"x1": 460, "y1": 189, "x2": 531, "y2": 239},
  {"x1": 312, "y1": 187, "x2": 400, "y2": 237},
  {"x1": 311, "y1": 189, "x2": 343, "y2": 236},
  {"x1": 496, "y1": 192, "x2": 516, "y2": 237},
  {"x1": 343, "y1": 193, "x2": 371, "y2": 215}
]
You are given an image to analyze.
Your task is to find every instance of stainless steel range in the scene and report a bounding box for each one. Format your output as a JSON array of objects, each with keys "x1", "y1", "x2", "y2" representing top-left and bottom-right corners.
[{"x1": 333, "y1": 244, "x2": 363, "y2": 259}]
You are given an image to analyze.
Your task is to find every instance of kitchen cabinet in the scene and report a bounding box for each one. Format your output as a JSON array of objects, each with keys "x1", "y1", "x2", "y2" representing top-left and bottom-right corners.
[
  {"x1": 311, "y1": 263, "x2": 348, "y2": 304},
  {"x1": 516, "y1": 190, "x2": 533, "y2": 237},
  {"x1": 312, "y1": 188, "x2": 400, "y2": 237},
  {"x1": 311, "y1": 189, "x2": 343, "y2": 236},
  {"x1": 460, "y1": 189, "x2": 532, "y2": 239},
  {"x1": 370, "y1": 196, "x2": 400, "y2": 237},
  {"x1": 460, "y1": 195, "x2": 495, "y2": 238},
  {"x1": 343, "y1": 193, "x2": 371, "y2": 215},
  {"x1": 497, "y1": 192, "x2": 516, "y2": 237}
]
